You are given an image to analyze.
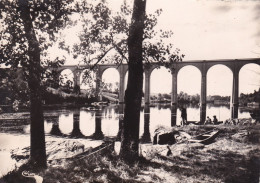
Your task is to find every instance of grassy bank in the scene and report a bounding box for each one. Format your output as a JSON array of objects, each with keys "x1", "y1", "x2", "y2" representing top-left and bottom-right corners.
[{"x1": 1, "y1": 124, "x2": 260, "y2": 183}]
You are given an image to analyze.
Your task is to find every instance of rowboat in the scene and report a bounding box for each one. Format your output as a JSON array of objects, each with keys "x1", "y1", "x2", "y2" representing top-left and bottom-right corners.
[
  {"x1": 186, "y1": 121, "x2": 223, "y2": 125},
  {"x1": 186, "y1": 121, "x2": 201, "y2": 125},
  {"x1": 188, "y1": 130, "x2": 219, "y2": 145},
  {"x1": 22, "y1": 171, "x2": 43, "y2": 183}
]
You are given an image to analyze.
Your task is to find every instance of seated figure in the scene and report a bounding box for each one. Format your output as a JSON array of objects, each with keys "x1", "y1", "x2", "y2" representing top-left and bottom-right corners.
[
  {"x1": 204, "y1": 116, "x2": 212, "y2": 125},
  {"x1": 213, "y1": 115, "x2": 218, "y2": 125}
]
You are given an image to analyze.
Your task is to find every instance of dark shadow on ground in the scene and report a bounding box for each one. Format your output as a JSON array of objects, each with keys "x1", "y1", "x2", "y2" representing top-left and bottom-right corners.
[{"x1": 139, "y1": 148, "x2": 260, "y2": 183}]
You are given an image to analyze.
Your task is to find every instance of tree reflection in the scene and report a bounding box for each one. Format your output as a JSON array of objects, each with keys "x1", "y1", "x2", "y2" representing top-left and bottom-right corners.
[
  {"x1": 140, "y1": 105, "x2": 151, "y2": 143},
  {"x1": 116, "y1": 104, "x2": 124, "y2": 140}
]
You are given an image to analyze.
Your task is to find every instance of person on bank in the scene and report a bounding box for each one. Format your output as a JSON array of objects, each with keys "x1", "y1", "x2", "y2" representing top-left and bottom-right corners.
[
  {"x1": 213, "y1": 115, "x2": 218, "y2": 125},
  {"x1": 204, "y1": 116, "x2": 212, "y2": 125},
  {"x1": 181, "y1": 107, "x2": 187, "y2": 125}
]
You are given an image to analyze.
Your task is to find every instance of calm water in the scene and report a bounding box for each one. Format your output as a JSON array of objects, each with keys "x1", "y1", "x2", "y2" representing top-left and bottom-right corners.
[
  {"x1": 0, "y1": 104, "x2": 253, "y2": 177},
  {"x1": 38, "y1": 104, "x2": 251, "y2": 137}
]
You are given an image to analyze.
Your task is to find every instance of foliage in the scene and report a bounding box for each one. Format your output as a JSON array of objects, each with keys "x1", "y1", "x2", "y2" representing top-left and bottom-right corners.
[
  {"x1": 151, "y1": 92, "x2": 200, "y2": 103},
  {"x1": 0, "y1": 69, "x2": 29, "y2": 105},
  {"x1": 69, "y1": 1, "x2": 184, "y2": 85},
  {"x1": 239, "y1": 88, "x2": 260, "y2": 105},
  {"x1": 0, "y1": 0, "x2": 89, "y2": 168},
  {"x1": 207, "y1": 95, "x2": 230, "y2": 102},
  {"x1": 42, "y1": 90, "x2": 92, "y2": 105},
  {"x1": 0, "y1": 0, "x2": 91, "y2": 89},
  {"x1": 0, "y1": 1, "x2": 184, "y2": 93},
  {"x1": 178, "y1": 91, "x2": 200, "y2": 103}
]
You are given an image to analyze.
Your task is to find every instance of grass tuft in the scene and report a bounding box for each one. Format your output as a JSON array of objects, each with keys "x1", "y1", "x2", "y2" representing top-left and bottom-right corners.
[{"x1": 1, "y1": 124, "x2": 260, "y2": 183}]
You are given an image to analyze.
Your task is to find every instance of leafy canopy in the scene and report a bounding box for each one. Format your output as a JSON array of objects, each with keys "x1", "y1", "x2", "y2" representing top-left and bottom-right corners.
[
  {"x1": 0, "y1": 1, "x2": 184, "y2": 91},
  {"x1": 72, "y1": 1, "x2": 184, "y2": 67}
]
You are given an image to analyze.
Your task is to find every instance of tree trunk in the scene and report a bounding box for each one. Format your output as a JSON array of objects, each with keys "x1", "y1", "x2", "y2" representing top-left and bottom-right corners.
[
  {"x1": 18, "y1": 0, "x2": 47, "y2": 168},
  {"x1": 120, "y1": 0, "x2": 146, "y2": 162}
]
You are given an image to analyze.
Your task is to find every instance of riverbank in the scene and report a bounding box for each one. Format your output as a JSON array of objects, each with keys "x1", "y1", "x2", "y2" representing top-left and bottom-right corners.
[
  {"x1": 0, "y1": 133, "x2": 104, "y2": 178},
  {"x1": 1, "y1": 123, "x2": 259, "y2": 183}
]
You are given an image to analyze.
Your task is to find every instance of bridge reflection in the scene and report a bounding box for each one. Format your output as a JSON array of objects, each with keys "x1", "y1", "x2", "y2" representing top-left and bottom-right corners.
[
  {"x1": 41, "y1": 103, "x2": 256, "y2": 141},
  {"x1": 48, "y1": 110, "x2": 105, "y2": 140},
  {"x1": 70, "y1": 112, "x2": 84, "y2": 138},
  {"x1": 46, "y1": 104, "x2": 195, "y2": 140},
  {"x1": 171, "y1": 105, "x2": 177, "y2": 126},
  {"x1": 49, "y1": 116, "x2": 62, "y2": 136},
  {"x1": 91, "y1": 109, "x2": 104, "y2": 140}
]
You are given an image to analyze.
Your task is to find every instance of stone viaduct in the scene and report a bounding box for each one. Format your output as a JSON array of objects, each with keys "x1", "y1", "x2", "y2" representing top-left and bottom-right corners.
[{"x1": 52, "y1": 58, "x2": 260, "y2": 122}]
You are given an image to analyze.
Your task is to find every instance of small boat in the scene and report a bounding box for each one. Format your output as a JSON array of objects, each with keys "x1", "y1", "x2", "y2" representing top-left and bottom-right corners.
[
  {"x1": 186, "y1": 121, "x2": 201, "y2": 125},
  {"x1": 188, "y1": 130, "x2": 219, "y2": 145},
  {"x1": 22, "y1": 171, "x2": 43, "y2": 183},
  {"x1": 186, "y1": 121, "x2": 223, "y2": 125}
]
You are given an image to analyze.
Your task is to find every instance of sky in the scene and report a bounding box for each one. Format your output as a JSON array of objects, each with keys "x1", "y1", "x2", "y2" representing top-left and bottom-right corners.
[
  {"x1": 57, "y1": 0, "x2": 260, "y2": 95},
  {"x1": 145, "y1": 0, "x2": 260, "y2": 60}
]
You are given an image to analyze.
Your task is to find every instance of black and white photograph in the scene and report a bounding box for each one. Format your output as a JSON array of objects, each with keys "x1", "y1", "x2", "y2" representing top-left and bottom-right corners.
[{"x1": 0, "y1": 0, "x2": 259, "y2": 182}]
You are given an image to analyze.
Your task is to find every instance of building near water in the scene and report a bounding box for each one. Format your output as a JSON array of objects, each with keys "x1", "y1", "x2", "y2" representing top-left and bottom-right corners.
[{"x1": 247, "y1": 102, "x2": 260, "y2": 108}]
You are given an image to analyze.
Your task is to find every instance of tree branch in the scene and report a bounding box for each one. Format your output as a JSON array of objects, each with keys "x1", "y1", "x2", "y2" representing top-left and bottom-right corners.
[
  {"x1": 113, "y1": 43, "x2": 128, "y2": 63},
  {"x1": 89, "y1": 46, "x2": 114, "y2": 70}
]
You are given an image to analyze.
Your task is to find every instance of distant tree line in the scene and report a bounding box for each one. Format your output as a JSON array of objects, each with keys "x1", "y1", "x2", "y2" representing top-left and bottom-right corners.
[
  {"x1": 150, "y1": 91, "x2": 200, "y2": 103},
  {"x1": 207, "y1": 95, "x2": 230, "y2": 102},
  {"x1": 239, "y1": 88, "x2": 260, "y2": 106}
]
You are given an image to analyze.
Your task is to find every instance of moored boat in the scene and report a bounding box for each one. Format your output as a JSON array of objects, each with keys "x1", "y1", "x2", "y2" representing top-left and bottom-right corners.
[
  {"x1": 188, "y1": 130, "x2": 219, "y2": 145},
  {"x1": 186, "y1": 121, "x2": 223, "y2": 125},
  {"x1": 186, "y1": 121, "x2": 201, "y2": 125}
]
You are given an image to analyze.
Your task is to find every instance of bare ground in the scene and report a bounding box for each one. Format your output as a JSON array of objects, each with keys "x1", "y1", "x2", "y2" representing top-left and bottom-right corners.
[{"x1": 1, "y1": 123, "x2": 259, "y2": 183}]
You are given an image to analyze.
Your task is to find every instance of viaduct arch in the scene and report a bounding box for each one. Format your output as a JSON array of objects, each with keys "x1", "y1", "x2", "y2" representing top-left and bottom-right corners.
[{"x1": 52, "y1": 58, "x2": 260, "y2": 121}]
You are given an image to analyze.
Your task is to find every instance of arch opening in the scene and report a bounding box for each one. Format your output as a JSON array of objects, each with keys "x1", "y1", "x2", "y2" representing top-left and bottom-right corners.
[
  {"x1": 150, "y1": 66, "x2": 171, "y2": 103},
  {"x1": 101, "y1": 68, "x2": 119, "y2": 102},
  {"x1": 239, "y1": 63, "x2": 260, "y2": 118},
  {"x1": 59, "y1": 69, "x2": 74, "y2": 88},
  {"x1": 80, "y1": 69, "x2": 96, "y2": 96},
  {"x1": 239, "y1": 63, "x2": 260, "y2": 95},
  {"x1": 177, "y1": 65, "x2": 201, "y2": 102},
  {"x1": 207, "y1": 64, "x2": 232, "y2": 121},
  {"x1": 177, "y1": 65, "x2": 201, "y2": 123}
]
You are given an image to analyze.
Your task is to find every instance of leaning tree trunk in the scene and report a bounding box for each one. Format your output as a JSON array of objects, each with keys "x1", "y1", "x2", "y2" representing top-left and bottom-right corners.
[
  {"x1": 120, "y1": 0, "x2": 146, "y2": 162},
  {"x1": 18, "y1": 0, "x2": 47, "y2": 168}
]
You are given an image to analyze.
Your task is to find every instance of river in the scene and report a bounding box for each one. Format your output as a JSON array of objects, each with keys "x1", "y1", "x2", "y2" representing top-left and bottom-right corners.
[{"x1": 0, "y1": 103, "x2": 253, "y2": 177}]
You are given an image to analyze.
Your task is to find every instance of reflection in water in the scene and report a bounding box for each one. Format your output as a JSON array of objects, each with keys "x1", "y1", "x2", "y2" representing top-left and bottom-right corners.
[
  {"x1": 70, "y1": 111, "x2": 84, "y2": 137},
  {"x1": 140, "y1": 105, "x2": 151, "y2": 143},
  {"x1": 117, "y1": 104, "x2": 124, "y2": 140},
  {"x1": 5, "y1": 104, "x2": 253, "y2": 139},
  {"x1": 79, "y1": 110, "x2": 95, "y2": 136},
  {"x1": 59, "y1": 113, "x2": 73, "y2": 135},
  {"x1": 157, "y1": 103, "x2": 171, "y2": 110},
  {"x1": 49, "y1": 116, "x2": 62, "y2": 136},
  {"x1": 207, "y1": 103, "x2": 230, "y2": 109},
  {"x1": 249, "y1": 108, "x2": 260, "y2": 121},
  {"x1": 92, "y1": 110, "x2": 104, "y2": 140},
  {"x1": 0, "y1": 103, "x2": 254, "y2": 177},
  {"x1": 171, "y1": 105, "x2": 177, "y2": 126},
  {"x1": 101, "y1": 105, "x2": 119, "y2": 137},
  {"x1": 200, "y1": 104, "x2": 206, "y2": 124}
]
